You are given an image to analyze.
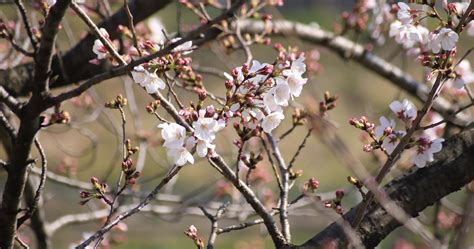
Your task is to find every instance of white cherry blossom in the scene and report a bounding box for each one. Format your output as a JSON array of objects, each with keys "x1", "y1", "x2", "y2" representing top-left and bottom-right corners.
[
  {"x1": 131, "y1": 66, "x2": 165, "y2": 94},
  {"x1": 158, "y1": 123, "x2": 187, "y2": 149},
  {"x1": 171, "y1": 37, "x2": 193, "y2": 55},
  {"x1": 389, "y1": 21, "x2": 423, "y2": 48},
  {"x1": 382, "y1": 131, "x2": 406, "y2": 154},
  {"x1": 282, "y1": 70, "x2": 308, "y2": 98},
  {"x1": 428, "y1": 28, "x2": 459, "y2": 53},
  {"x1": 389, "y1": 99, "x2": 417, "y2": 123},
  {"x1": 186, "y1": 136, "x2": 215, "y2": 158},
  {"x1": 424, "y1": 112, "x2": 445, "y2": 140},
  {"x1": 397, "y1": 2, "x2": 412, "y2": 24},
  {"x1": 261, "y1": 112, "x2": 284, "y2": 133},
  {"x1": 467, "y1": 21, "x2": 474, "y2": 36},
  {"x1": 167, "y1": 147, "x2": 194, "y2": 166},
  {"x1": 272, "y1": 79, "x2": 291, "y2": 106},
  {"x1": 92, "y1": 28, "x2": 110, "y2": 60},
  {"x1": 192, "y1": 109, "x2": 220, "y2": 142},
  {"x1": 412, "y1": 136, "x2": 444, "y2": 168},
  {"x1": 452, "y1": 60, "x2": 474, "y2": 89},
  {"x1": 249, "y1": 60, "x2": 270, "y2": 74},
  {"x1": 374, "y1": 116, "x2": 396, "y2": 140},
  {"x1": 144, "y1": 73, "x2": 165, "y2": 94},
  {"x1": 263, "y1": 89, "x2": 282, "y2": 113}
]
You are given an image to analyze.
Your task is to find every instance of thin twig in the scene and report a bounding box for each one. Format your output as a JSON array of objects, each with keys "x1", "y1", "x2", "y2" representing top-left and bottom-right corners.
[
  {"x1": 17, "y1": 139, "x2": 47, "y2": 228},
  {"x1": 76, "y1": 165, "x2": 182, "y2": 248},
  {"x1": 260, "y1": 136, "x2": 283, "y2": 191},
  {"x1": 123, "y1": 0, "x2": 142, "y2": 57},
  {"x1": 265, "y1": 133, "x2": 290, "y2": 242},
  {"x1": 14, "y1": 0, "x2": 38, "y2": 51},
  {"x1": 287, "y1": 128, "x2": 312, "y2": 170}
]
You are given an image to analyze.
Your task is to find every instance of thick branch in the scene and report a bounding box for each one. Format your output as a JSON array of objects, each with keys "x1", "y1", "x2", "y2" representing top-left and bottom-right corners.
[
  {"x1": 0, "y1": 1, "x2": 71, "y2": 248},
  {"x1": 293, "y1": 128, "x2": 474, "y2": 249},
  {"x1": 0, "y1": 0, "x2": 172, "y2": 96},
  {"x1": 238, "y1": 20, "x2": 470, "y2": 126}
]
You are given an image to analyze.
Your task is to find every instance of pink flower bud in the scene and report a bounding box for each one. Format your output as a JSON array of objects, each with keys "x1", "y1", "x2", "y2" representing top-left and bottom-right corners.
[
  {"x1": 261, "y1": 65, "x2": 274, "y2": 75},
  {"x1": 225, "y1": 80, "x2": 234, "y2": 89},
  {"x1": 90, "y1": 177, "x2": 99, "y2": 185},
  {"x1": 274, "y1": 42, "x2": 283, "y2": 51},
  {"x1": 231, "y1": 68, "x2": 239, "y2": 77},
  {"x1": 336, "y1": 190, "x2": 345, "y2": 199},
  {"x1": 198, "y1": 89, "x2": 207, "y2": 101},
  {"x1": 383, "y1": 127, "x2": 393, "y2": 136},
  {"x1": 127, "y1": 178, "x2": 137, "y2": 185},
  {"x1": 309, "y1": 178, "x2": 319, "y2": 189},
  {"x1": 242, "y1": 63, "x2": 249, "y2": 74},
  {"x1": 80, "y1": 191, "x2": 90, "y2": 198},
  {"x1": 390, "y1": 4, "x2": 398, "y2": 13}
]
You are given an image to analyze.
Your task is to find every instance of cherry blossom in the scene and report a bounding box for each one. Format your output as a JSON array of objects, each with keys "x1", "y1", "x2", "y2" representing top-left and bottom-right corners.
[
  {"x1": 186, "y1": 136, "x2": 215, "y2": 158},
  {"x1": 248, "y1": 60, "x2": 271, "y2": 85},
  {"x1": 131, "y1": 66, "x2": 166, "y2": 94},
  {"x1": 167, "y1": 147, "x2": 194, "y2": 166},
  {"x1": 389, "y1": 99, "x2": 417, "y2": 124},
  {"x1": 158, "y1": 123, "x2": 187, "y2": 149},
  {"x1": 428, "y1": 28, "x2": 459, "y2": 53},
  {"x1": 263, "y1": 88, "x2": 283, "y2": 113},
  {"x1": 382, "y1": 130, "x2": 406, "y2": 154},
  {"x1": 412, "y1": 136, "x2": 444, "y2": 168},
  {"x1": 192, "y1": 109, "x2": 220, "y2": 142},
  {"x1": 424, "y1": 112, "x2": 446, "y2": 140},
  {"x1": 452, "y1": 60, "x2": 474, "y2": 89},
  {"x1": 271, "y1": 79, "x2": 291, "y2": 106},
  {"x1": 397, "y1": 2, "x2": 412, "y2": 24},
  {"x1": 374, "y1": 116, "x2": 396, "y2": 140},
  {"x1": 467, "y1": 21, "x2": 474, "y2": 36},
  {"x1": 261, "y1": 112, "x2": 284, "y2": 133},
  {"x1": 171, "y1": 37, "x2": 193, "y2": 55},
  {"x1": 389, "y1": 21, "x2": 423, "y2": 48},
  {"x1": 92, "y1": 28, "x2": 110, "y2": 60},
  {"x1": 283, "y1": 68, "x2": 308, "y2": 98}
]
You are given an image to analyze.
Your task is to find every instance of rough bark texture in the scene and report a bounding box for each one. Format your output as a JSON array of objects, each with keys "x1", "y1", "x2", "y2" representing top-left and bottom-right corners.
[
  {"x1": 0, "y1": 0, "x2": 71, "y2": 247},
  {"x1": 292, "y1": 129, "x2": 474, "y2": 249},
  {"x1": 0, "y1": 0, "x2": 172, "y2": 96},
  {"x1": 24, "y1": 178, "x2": 50, "y2": 249}
]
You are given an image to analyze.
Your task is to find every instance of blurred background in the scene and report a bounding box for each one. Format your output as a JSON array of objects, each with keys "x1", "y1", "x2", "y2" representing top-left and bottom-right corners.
[{"x1": 1, "y1": 0, "x2": 473, "y2": 248}]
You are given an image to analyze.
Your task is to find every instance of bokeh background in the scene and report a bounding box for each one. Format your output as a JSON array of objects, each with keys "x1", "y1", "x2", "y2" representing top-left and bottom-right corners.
[{"x1": 1, "y1": 0, "x2": 473, "y2": 248}]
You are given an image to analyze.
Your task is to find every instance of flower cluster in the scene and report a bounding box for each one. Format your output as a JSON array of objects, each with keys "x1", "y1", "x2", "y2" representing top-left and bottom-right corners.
[
  {"x1": 351, "y1": 99, "x2": 444, "y2": 168},
  {"x1": 128, "y1": 39, "x2": 201, "y2": 95},
  {"x1": 223, "y1": 46, "x2": 308, "y2": 134},
  {"x1": 153, "y1": 47, "x2": 308, "y2": 166},
  {"x1": 389, "y1": 2, "x2": 460, "y2": 56},
  {"x1": 79, "y1": 177, "x2": 111, "y2": 205},
  {"x1": 158, "y1": 106, "x2": 224, "y2": 166},
  {"x1": 324, "y1": 190, "x2": 345, "y2": 215}
]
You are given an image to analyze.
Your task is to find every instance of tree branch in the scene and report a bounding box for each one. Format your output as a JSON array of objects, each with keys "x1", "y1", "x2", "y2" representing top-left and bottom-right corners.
[
  {"x1": 0, "y1": 0, "x2": 173, "y2": 96},
  {"x1": 238, "y1": 20, "x2": 470, "y2": 127},
  {"x1": 0, "y1": 1, "x2": 71, "y2": 247},
  {"x1": 293, "y1": 128, "x2": 474, "y2": 248}
]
